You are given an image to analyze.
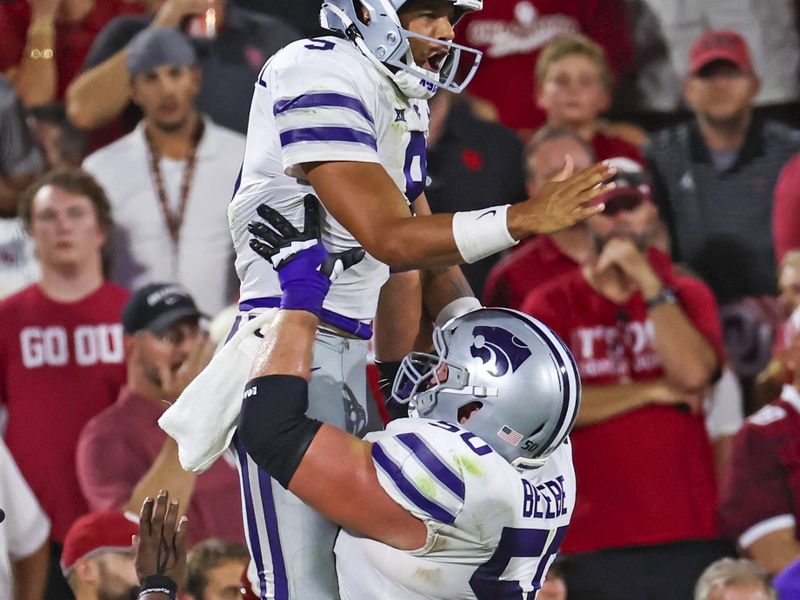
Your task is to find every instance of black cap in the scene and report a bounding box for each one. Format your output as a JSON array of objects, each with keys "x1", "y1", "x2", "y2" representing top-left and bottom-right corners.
[{"x1": 122, "y1": 283, "x2": 205, "y2": 335}]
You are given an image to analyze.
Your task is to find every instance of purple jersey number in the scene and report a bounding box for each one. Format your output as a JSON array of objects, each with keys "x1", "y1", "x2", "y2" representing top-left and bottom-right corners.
[
  {"x1": 470, "y1": 525, "x2": 569, "y2": 599},
  {"x1": 403, "y1": 130, "x2": 427, "y2": 204}
]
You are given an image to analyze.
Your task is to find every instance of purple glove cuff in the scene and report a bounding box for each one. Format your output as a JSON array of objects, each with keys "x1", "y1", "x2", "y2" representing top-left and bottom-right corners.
[{"x1": 277, "y1": 243, "x2": 330, "y2": 315}]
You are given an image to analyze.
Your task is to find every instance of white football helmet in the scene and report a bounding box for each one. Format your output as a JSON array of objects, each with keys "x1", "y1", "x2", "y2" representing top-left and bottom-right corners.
[
  {"x1": 320, "y1": 0, "x2": 483, "y2": 99},
  {"x1": 392, "y1": 308, "x2": 582, "y2": 469}
]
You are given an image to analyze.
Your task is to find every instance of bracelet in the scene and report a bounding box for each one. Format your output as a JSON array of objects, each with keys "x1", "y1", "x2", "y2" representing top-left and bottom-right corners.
[
  {"x1": 451, "y1": 204, "x2": 517, "y2": 264},
  {"x1": 645, "y1": 286, "x2": 677, "y2": 309},
  {"x1": 29, "y1": 48, "x2": 54, "y2": 60},
  {"x1": 138, "y1": 574, "x2": 177, "y2": 599}
]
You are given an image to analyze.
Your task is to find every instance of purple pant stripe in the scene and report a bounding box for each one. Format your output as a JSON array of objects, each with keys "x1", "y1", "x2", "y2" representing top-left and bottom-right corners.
[
  {"x1": 257, "y1": 465, "x2": 289, "y2": 599},
  {"x1": 234, "y1": 435, "x2": 269, "y2": 599}
]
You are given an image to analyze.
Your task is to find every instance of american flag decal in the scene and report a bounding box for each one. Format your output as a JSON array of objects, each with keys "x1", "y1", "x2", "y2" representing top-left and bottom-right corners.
[{"x1": 498, "y1": 425, "x2": 523, "y2": 446}]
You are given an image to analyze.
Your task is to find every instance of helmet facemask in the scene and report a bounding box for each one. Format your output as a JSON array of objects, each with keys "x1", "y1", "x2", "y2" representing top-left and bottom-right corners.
[
  {"x1": 392, "y1": 327, "x2": 484, "y2": 419},
  {"x1": 320, "y1": 0, "x2": 483, "y2": 98}
]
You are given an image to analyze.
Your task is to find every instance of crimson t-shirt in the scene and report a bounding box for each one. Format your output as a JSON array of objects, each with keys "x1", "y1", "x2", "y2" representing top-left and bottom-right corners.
[
  {"x1": 0, "y1": 1, "x2": 142, "y2": 99},
  {"x1": 0, "y1": 283, "x2": 128, "y2": 541},
  {"x1": 719, "y1": 394, "x2": 800, "y2": 548},
  {"x1": 483, "y1": 235, "x2": 578, "y2": 309},
  {"x1": 458, "y1": 0, "x2": 633, "y2": 131},
  {"x1": 77, "y1": 388, "x2": 246, "y2": 546},
  {"x1": 521, "y1": 250, "x2": 723, "y2": 553}
]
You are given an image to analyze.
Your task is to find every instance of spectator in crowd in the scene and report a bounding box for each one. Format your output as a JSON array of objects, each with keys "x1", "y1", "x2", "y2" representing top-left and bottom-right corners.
[
  {"x1": 456, "y1": 0, "x2": 634, "y2": 132},
  {"x1": 535, "y1": 34, "x2": 644, "y2": 162},
  {"x1": 522, "y1": 182, "x2": 729, "y2": 599},
  {"x1": 773, "y1": 153, "x2": 800, "y2": 264},
  {"x1": 483, "y1": 126, "x2": 596, "y2": 309},
  {"x1": 424, "y1": 90, "x2": 526, "y2": 296},
  {"x1": 0, "y1": 75, "x2": 44, "y2": 298},
  {"x1": 66, "y1": 0, "x2": 301, "y2": 139},
  {"x1": 27, "y1": 102, "x2": 88, "y2": 170},
  {"x1": 619, "y1": 2, "x2": 800, "y2": 128},
  {"x1": 0, "y1": 168, "x2": 128, "y2": 598},
  {"x1": 0, "y1": 436, "x2": 50, "y2": 600},
  {"x1": 0, "y1": 0, "x2": 143, "y2": 107},
  {"x1": 184, "y1": 539, "x2": 249, "y2": 600},
  {"x1": 77, "y1": 283, "x2": 245, "y2": 547},
  {"x1": 61, "y1": 511, "x2": 139, "y2": 600},
  {"x1": 646, "y1": 29, "x2": 800, "y2": 307},
  {"x1": 646, "y1": 29, "x2": 800, "y2": 405},
  {"x1": 83, "y1": 28, "x2": 243, "y2": 316},
  {"x1": 755, "y1": 250, "x2": 800, "y2": 407},
  {"x1": 720, "y1": 309, "x2": 800, "y2": 575},
  {"x1": 694, "y1": 558, "x2": 775, "y2": 600}
]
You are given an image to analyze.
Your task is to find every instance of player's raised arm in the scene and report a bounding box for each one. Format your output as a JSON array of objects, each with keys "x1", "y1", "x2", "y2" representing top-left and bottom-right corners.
[
  {"x1": 304, "y1": 158, "x2": 616, "y2": 271},
  {"x1": 239, "y1": 198, "x2": 428, "y2": 549}
]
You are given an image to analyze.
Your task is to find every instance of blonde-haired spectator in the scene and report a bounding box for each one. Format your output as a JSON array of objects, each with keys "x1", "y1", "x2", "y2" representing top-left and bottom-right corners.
[
  {"x1": 694, "y1": 558, "x2": 774, "y2": 600},
  {"x1": 535, "y1": 33, "x2": 645, "y2": 163}
]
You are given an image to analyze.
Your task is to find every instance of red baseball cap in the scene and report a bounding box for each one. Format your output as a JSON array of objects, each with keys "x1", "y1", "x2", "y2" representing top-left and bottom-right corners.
[
  {"x1": 689, "y1": 29, "x2": 753, "y2": 75},
  {"x1": 61, "y1": 511, "x2": 139, "y2": 575}
]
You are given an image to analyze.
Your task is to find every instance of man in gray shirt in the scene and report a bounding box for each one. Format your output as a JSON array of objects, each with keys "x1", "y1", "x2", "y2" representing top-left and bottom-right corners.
[
  {"x1": 646, "y1": 29, "x2": 800, "y2": 305},
  {"x1": 645, "y1": 29, "x2": 800, "y2": 403}
]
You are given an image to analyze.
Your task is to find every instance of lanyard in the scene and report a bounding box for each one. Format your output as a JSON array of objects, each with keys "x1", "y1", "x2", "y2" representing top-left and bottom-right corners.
[{"x1": 144, "y1": 119, "x2": 205, "y2": 248}]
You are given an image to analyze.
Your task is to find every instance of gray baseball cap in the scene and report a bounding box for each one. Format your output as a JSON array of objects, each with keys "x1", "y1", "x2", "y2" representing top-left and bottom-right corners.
[{"x1": 126, "y1": 27, "x2": 197, "y2": 76}]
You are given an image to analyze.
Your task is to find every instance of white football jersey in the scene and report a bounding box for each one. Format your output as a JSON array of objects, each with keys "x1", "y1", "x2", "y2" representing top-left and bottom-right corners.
[
  {"x1": 334, "y1": 418, "x2": 576, "y2": 600},
  {"x1": 229, "y1": 36, "x2": 430, "y2": 322}
]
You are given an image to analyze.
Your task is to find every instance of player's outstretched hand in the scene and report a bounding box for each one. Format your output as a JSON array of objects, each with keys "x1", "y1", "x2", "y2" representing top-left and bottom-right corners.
[
  {"x1": 510, "y1": 158, "x2": 617, "y2": 236},
  {"x1": 134, "y1": 490, "x2": 188, "y2": 593},
  {"x1": 248, "y1": 194, "x2": 364, "y2": 280}
]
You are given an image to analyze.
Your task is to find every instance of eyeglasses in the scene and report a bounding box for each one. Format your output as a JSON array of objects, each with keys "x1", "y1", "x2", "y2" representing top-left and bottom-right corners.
[
  {"x1": 602, "y1": 194, "x2": 644, "y2": 216},
  {"x1": 154, "y1": 322, "x2": 202, "y2": 345}
]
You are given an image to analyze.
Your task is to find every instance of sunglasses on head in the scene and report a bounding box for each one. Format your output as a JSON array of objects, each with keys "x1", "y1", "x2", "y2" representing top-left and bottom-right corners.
[{"x1": 602, "y1": 193, "x2": 644, "y2": 216}]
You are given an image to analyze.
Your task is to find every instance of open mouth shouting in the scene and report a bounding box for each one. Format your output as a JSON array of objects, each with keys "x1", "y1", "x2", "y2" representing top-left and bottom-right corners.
[{"x1": 424, "y1": 49, "x2": 449, "y2": 73}]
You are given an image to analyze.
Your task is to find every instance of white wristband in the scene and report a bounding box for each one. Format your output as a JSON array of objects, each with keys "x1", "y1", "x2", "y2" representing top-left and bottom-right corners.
[
  {"x1": 452, "y1": 205, "x2": 517, "y2": 264},
  {"x1": 435, "y1": 296, "x2": 482, "y2": 328}
]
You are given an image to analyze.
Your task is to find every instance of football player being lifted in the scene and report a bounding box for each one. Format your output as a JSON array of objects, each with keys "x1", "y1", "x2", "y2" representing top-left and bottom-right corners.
[
  {"x1": 239, "y1": 200, "x2": 581, "y2": 600},
  {"x1": 226, "y1": 0, "x2": 613, "y2": 596}
]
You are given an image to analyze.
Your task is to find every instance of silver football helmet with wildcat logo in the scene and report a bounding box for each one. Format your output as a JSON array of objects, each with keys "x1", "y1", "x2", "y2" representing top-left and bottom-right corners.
[
  {"x1": 320, "y1": 0, "x2": 483, "y2": 98},
  {"x1": 392, "y1": 308, "x2": 581, "y2": 468}
]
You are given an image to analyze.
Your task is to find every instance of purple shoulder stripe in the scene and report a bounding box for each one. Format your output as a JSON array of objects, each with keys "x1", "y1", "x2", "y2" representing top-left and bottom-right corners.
[
  {"x1": 396, "y1": 433, "x2": 465, "y2": 502},
  {"x1": 372, "y1": 442, "x2": 457, "y2": 524},
  {"x1": 279, "y1": 127, "x2": 377, "y2": 151},
  {"x1": 273, "y1": 92, "x2": 375, "y2": 126}
]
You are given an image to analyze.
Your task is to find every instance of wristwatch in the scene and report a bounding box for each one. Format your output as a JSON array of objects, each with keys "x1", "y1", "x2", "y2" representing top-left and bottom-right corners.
[{"x1": 645, "y1": 286, "x2": 677, "y2": 309}]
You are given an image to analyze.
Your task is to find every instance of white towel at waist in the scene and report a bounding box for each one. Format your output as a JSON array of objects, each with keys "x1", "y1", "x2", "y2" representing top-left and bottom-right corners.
[{"x1": 158, "y1": 308, "x2": 278, "y2": 472}]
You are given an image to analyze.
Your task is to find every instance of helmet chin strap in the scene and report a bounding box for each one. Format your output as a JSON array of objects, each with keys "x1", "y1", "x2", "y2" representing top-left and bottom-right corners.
[{"x1": 324, "y1": 3, "x2": 438, "y2": 100}]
